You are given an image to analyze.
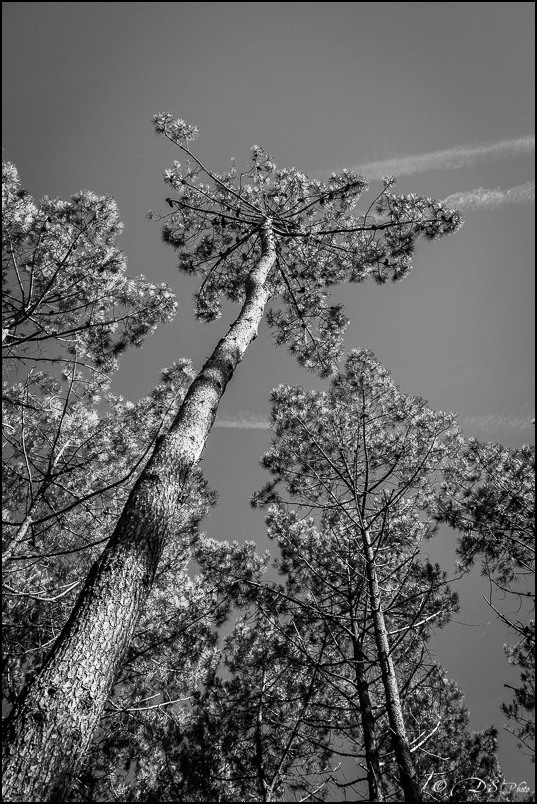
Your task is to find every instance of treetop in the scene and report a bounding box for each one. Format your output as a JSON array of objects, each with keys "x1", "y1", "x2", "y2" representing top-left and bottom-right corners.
[{"x1": 152, "y1": 114, "x2": 464, "y2": 376}]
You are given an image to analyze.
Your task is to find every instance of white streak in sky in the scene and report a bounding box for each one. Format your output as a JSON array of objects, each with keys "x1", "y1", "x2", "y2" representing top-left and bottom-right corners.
[
  {"x1": 442, "y1": 180, "x2": 535, "y2": 210},
  {"x1": 216, "y1": 415, "x2": 269, "y2": 429},
  {"x1": 215, "y1": 412, "x2": 535, "y2": 433},
  {"x1": 461, "y1": 414, "x2": 535, "y2": 432},
  {"x1": 353, "y1": 135, "x2": 534, "y2": 179}
]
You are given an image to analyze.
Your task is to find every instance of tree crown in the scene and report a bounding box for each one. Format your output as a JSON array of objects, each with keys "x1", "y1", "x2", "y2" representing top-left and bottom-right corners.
[{"x1": 153, "y1": 114, "x2": 463, "y2": 375}]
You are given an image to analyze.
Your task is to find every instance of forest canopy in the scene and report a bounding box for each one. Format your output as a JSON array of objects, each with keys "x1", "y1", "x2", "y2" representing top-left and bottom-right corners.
[{"x1": 2, "y1": 122, "x2": 534, "y2": 803}]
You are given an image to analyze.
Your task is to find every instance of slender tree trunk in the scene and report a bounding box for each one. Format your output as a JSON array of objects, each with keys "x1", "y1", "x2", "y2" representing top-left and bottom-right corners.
[
  {"x1": 254, "y1": 671, "x2": 270, "y2": 803},
  {"x1": 361, "y1": 527, "x2": 422, "y2": 803},
  {"x1": 352, "y1": 633, "x2": 384, "y2": 801},
  {"x1": 2, "y1": 512, "x2": 33, "y2": 569},
  {"x1": 2, "y1": 222, "x2": 276, "y2": 802}
]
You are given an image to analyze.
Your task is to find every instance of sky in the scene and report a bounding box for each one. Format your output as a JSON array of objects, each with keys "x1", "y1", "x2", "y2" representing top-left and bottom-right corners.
[{"x1": 2, "y1": 1, "x2": 535, "y2": 790}]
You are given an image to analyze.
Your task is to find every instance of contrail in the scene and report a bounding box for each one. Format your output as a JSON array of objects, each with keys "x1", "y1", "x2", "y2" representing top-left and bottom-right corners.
[
  {"x1": 461, "y1": 414, "x2": 535, "y2": 432},
  {"x1": 443, "y1": 180, "x2": 535, "y2": 210},
  {"x1": 215, "y1": 415, "x2": 269, "y2": 429},
  {"x1": 352, "y1": 135, "x2": 534, "y2": 179},
  {"x1": 216, "y1": 412, "x2": 535, "y2": 433}
]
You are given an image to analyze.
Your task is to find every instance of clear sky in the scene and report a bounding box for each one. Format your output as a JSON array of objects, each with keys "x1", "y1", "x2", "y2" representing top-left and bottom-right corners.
[{"x1": 3, "y1": 1, "x2": 534, "y2": 788}]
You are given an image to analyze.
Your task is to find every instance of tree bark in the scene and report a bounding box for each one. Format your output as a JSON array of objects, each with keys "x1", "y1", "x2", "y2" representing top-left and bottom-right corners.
[
  {"x1": 2, "y1": 512, "x2": 33, "y2": 569},
  {"x1": 2, "y1": 222, "x2": 277, "y2": 802},
  {"x1": 361, "y1": 526, "x2": 423, "y2": 803},
  {"x1": 352, "y1": 633, "x2": 384, "y2": 801}
]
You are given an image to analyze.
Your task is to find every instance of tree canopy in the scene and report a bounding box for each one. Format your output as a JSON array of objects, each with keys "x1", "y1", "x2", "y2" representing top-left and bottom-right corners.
[
  {"x1": 152, "y1": 113, "x2": 462, "y2": 376},
  {"x1": 2, "y1": 120, "x2": 534, "y2": 802}
]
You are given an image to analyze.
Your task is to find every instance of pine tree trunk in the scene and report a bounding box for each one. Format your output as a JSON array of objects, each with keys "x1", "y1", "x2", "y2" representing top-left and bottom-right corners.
[
  {"x1": 351, "y1": 633, "x2": 384, "y2": 801},
  {"x1": 2, "y1": 222, "x2": 277, "y2": 802},
  {"x1": 361, "y1": 526, "x2": 423, "y2": 803},
  {"x1": 2, "y1": 512, "x2": 33, "y2": 569}
]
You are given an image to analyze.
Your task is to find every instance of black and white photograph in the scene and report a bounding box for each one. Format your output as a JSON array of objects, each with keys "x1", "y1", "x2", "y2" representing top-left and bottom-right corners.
[{"x1": 2, "y1": 3, "x2": 534, "y2": 801}]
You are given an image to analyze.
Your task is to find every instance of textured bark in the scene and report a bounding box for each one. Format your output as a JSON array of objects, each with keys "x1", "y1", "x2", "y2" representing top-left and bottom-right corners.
[
  {"x1": 2, "y1": 222, "x2": 277, "y2": 802},
  {"x1": 352, "y1": 634, "x2": 384, "y2": 801},
  {"x1": 361, "y1": 526, "x2": 423, "y2": 803},
  {"x1": 2, "y1": 512, "x2": 33, "y2": 569}
]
